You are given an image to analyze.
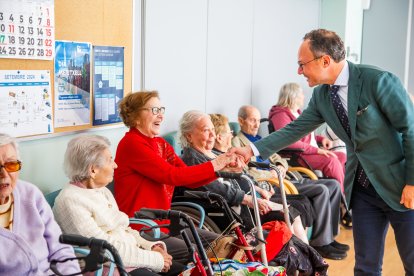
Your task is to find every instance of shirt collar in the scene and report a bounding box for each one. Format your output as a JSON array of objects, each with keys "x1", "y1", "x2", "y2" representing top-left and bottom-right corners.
[
  {"x1": 242, "y1": 131, "x2": 262, "y2": 142},
  {"x1": 334, "y1": 61, "x2": 349, "y2": 87}
]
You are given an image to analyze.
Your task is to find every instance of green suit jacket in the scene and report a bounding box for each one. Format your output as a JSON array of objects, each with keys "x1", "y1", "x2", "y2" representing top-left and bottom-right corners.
[{"x1": 255, "y1": 62, "x2": 414, "y2": 211}]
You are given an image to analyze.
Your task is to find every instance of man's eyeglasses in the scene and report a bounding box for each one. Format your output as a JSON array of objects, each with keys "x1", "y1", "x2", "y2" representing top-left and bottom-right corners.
[
  {"x1": 0, "y1": 160, "x2": 22, "y2": 173},
  {"x1": 298, "y1": 56, "x2": 322, "y2": 70},
  {"x1": 141, "y1": 107, "x2": 166, "y2": 115}
]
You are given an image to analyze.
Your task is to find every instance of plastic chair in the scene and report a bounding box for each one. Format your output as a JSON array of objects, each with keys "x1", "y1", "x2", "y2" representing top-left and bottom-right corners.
[
  {"x1": 229, "y1": 121, "x2": 241, "y2": 136},
  {"x1": 163, "y1": 131, "x2": 183, "y2": 155}
]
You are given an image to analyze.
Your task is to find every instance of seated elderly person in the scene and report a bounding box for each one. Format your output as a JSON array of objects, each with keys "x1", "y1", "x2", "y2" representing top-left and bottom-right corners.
[
  {"x1": 268, "y1": 82, "x2": 346, "y2": 193},
  {"x1": 114, "y1": 91, "x2": 242, "y2": 265},
  {"x1": 0, "y1": 133, "x2": 80, "y2": 275},
  {"x1": 210, "y1": 113, "x2": 313, "y2": 227},
  {"x1": 53, "y1": 134, "x2": 183, "y2": 276},
  {"x1": 177, "y1": 110, "x2": 309, "y2": 243},
  {"x1": 232, "y1": 105, "x2": 348, "y2": 260}
]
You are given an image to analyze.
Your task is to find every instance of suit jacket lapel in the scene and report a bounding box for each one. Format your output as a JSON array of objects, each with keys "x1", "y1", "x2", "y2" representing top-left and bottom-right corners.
[
  {"x1": 323, "y1": 84, "x2": 353, "y2": 144},
  {"x1": 347, "y1": 63, "x2": 362, "y2": 143}
]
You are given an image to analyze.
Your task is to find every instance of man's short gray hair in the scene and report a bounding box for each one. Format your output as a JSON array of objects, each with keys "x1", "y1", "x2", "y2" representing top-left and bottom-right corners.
[
  {"x1": 178, "y1": 110, "x2": 209, "y2": 148},
  {"x1": 238, "y1": 105, "x2": 250, "y2": 120},
  {"x1": 0, "y1": 133, "x2": 19, "y2": 158},
  {"x1": 64, "y1": 135, "x2": 111, "y2": 182},
  {"x1": 238, "y1": 105, "x2": 258, "y2": 120}
]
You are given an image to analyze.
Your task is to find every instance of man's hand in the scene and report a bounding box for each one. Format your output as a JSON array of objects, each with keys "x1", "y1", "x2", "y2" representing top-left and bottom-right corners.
[
  {"x1": 400, "y1": 185, "x2": 414, "y2": 209},
  {"x1": 271, "y1": 165, "x2": 287, "y2": 179},
  {"x1": 321, "y1": 137, "x2": 333, "y2": 149},
  {"x1": 228, "y1": 146, "x2": 254, "y2": 163}
]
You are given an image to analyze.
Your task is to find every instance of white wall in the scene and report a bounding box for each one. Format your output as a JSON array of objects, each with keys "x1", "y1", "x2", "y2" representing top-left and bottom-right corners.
[
  {"x1": 251, "y1": 0, "x2": 320, "y2": 119},
  {"x1": 18, "y1": 126, "x2": 128, "y2": 194},
  {"x1": 205, "y1": 0, "x2": 254, "y2": 120},
  {"x1": 144, "y1": 0, "x2": 208, "y2": 133},
  {"x1": 142, "y1": 0, "x2": 321, "y2": 133},
  {"x1": 361, "y1": 0, "x2": 410, "y2": 81}
]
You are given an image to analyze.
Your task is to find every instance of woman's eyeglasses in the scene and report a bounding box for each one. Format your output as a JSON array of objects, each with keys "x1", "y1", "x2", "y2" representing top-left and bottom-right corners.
[
  {"x1": 141, "y1": 107, "x2": 166, "y2": 115},
  {"x1": 0, "y1": 160, "x2": 22, "y2": 172}
]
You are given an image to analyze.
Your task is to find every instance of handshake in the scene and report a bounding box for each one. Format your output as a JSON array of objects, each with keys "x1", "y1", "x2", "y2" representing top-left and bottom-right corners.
[{"x1": 212, "y1": 151, "x2": 246, "y2": 172}]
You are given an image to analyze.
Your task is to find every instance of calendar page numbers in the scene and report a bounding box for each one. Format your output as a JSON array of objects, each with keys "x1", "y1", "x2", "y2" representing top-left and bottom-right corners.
[{"x1": 0, "y1": 0, "x2": 54, "y2": 60}]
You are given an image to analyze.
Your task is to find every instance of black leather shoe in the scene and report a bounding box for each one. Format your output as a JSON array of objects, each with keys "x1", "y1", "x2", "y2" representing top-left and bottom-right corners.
[
  {"x1": 313, "y1": 245, "x2": 347, "y2": 260},
  {"x1": 330, "y1": 240, "x2": 350, "y2": 252}
]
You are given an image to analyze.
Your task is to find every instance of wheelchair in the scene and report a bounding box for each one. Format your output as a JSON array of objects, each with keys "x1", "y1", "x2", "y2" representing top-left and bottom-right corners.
[{"x1": 260, "y1": 117, "x2": 352, "y2": 229}]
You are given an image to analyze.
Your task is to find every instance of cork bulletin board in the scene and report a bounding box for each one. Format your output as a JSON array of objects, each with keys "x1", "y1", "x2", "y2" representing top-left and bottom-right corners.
[{"x1": 0, "y1": 0, "x2": 133, "y2": 136}]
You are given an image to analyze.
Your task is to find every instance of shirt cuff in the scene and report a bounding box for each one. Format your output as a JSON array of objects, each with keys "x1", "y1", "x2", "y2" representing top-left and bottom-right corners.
[{"x1": 250, "y1": 143, "x2": 260, "y2": 156}]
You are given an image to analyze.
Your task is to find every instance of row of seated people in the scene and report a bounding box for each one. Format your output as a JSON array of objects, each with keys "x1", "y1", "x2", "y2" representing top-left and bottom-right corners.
[
  {"x1": 230, "y1": 105, "x2": 347, "y2": 259},
  {"x1": 0, "y1": 89, "x2": 343, "y2": 275},
  {"x1": 266, "y1": 82, "x2": 351, "y2": 229}
]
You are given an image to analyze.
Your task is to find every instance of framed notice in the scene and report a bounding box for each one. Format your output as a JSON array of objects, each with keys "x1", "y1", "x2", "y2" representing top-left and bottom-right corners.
[
  {"x1": 0, "y1": 0, "x2": 55, "y2": 60},
  {"x1": 93, "y1": 46, "x2": 124, "y2": 126},
  {"x1": 54, "y1": 41, "x2": 91, "y2": 127},
  {"x1": 0, "y1": 70, "x2": 53, "y2": 137}
]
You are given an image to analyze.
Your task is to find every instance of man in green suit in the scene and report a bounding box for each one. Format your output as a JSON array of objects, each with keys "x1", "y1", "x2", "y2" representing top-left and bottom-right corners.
[{"x1": 231, "y1": 29, "x2": 414, "y2": 275}]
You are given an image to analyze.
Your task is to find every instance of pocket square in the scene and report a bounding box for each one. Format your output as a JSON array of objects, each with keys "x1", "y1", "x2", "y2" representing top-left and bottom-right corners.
[{"x1": 357, "y1": 106, "x2": 369, "y2": 116}]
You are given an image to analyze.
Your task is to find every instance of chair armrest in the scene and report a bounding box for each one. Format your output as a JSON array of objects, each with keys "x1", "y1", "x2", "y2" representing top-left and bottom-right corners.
[
  {"x1": 129, "y1": 218, "x2": 161, "y2": 239},
  {"x1": 257, "y1": 178, "x2": 299, "y2": 195},
  {"x1": 74, "y1": 247, "x2": 108, "y2": 276},
  {"x1": 171, "y1": 202, "x2": 205, "y2": 228},
  {"x1": 278, "y1": 148, "x2": 305, "y2": 154},
  {"x1": 288, "y1": 167, "x2": 318, "y2": 180}
]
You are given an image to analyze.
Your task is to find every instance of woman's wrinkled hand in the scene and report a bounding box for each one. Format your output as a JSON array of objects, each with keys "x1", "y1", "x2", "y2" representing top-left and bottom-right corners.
[
  {"x1": 257, "y1": 198, "x2": 272, "y2": 215},
  {"x1": 152, "y1": 245, "x2": 172, "y2": 273},
  {"x1": 256, "y1": 186, "x2": 272, "y2": 200},
  {"x1": 212, "y1": 152, "x2": 244, "y2": 172},
  {"x1": 317, "y1": 148, "x2": 337, "y2": 158}
]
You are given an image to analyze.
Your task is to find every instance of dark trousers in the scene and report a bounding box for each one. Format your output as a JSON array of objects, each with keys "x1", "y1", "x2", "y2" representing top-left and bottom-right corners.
[
  {"x1": 143, "y1": 228, "x2": 218, "y2": 265},
  {"x1": 130, "y1": 262, "x2": 184, "y2": 275},
  {"x1": 351, "y1": 183, "x2": 414, "y2": 276},
  {"x1": 294, "y1": 178, "x2": 341, "y2": 247}
]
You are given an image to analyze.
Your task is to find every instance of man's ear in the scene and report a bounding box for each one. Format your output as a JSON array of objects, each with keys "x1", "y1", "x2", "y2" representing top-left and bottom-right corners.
[
  {"x1": 322, "y1": 55, "x2": 331, "y2": 67},
  {"x1": 237, "y1": 116, "x2": 243, "y2": 126}
]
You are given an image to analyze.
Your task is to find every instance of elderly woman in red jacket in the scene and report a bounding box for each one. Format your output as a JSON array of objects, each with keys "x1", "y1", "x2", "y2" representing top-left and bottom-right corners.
[
  {"x1": 114, "y1": 91, "x2": 242, "y2": 265},
  {"x1": 268, "y1": 82, "x2": 346, "y2": 192}
]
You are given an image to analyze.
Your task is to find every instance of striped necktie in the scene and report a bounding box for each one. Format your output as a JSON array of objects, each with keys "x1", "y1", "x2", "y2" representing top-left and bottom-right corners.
[{"x1": 329, "y1": 85, "x2": 369, "y2": 188}]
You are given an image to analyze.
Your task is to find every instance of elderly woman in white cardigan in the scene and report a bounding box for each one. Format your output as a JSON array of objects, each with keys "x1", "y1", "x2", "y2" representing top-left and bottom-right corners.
[{"x1": 53, "y1": 134, "x2": 183, "y2": 276}]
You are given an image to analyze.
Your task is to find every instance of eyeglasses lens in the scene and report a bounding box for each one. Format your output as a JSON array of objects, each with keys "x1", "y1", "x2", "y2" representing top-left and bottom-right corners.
[
  {"x1": 2, "y1": 161, "x2": 22, "y2": 172},
  {"x1": 151, "y1": 107, "x2": 166, "y2": 115}
]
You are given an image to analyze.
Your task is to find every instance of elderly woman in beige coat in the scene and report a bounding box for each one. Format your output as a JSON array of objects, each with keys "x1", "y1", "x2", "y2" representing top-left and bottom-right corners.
[{"x1": 53, "y1": 134, "x2": 183, "y2": 275}]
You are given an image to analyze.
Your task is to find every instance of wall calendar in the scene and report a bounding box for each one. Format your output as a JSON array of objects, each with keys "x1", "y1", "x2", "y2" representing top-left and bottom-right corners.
[{"x1": 0, "y1": 0, "x2": 54, "y2": 60}]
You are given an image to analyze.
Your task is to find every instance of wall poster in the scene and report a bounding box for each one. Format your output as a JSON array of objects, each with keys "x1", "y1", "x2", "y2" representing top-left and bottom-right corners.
[
  {"x1": 0, "y1": 0, "x2": 55, "y2": 60},
  {"x1": 93, "y1": 46, "x2": 124, "y2": 126},
  {"x1": 0, "y1": 70, "x2": 53, "y2": 137},
  {"x1": 54, "y1": 40, "x2": 91, "y2": 128}
]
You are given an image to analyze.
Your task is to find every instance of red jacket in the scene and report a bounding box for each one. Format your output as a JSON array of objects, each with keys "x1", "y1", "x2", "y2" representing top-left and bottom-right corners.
[
  {"x1": 268, "y1": 105, "x2": 324, "y2": 155},
  {"x1": 114, "y1": 128, "x2": 217, "y2": 229}
]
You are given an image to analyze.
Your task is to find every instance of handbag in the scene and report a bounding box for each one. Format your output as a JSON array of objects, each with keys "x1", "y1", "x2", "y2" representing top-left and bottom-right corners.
[{"x1": 206, "y1": 234, "x2": 249, "y2": 262}]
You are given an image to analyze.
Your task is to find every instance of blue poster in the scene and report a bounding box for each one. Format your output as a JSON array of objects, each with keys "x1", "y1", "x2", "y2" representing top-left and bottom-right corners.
[
  {"x1": 54, "y1": 41, "x2": 91, "y2": 127},
  {"x1": 93, "y1": 46, "x2": 124, "y2": 126}
]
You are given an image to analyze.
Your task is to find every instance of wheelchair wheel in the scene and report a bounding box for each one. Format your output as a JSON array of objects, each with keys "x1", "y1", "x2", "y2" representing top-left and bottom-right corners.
[
  {"x1": 171, "y1": 205, "x2": 221, "y2": 233},
  {"x1": 286, "y1": 170, "x2": 303, "y2": 181}
]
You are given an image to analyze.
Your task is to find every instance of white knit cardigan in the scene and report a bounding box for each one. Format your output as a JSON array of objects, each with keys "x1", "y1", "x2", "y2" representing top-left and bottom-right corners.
[{"x1": 53, "y1": 184, "x2": 165, "y2": 272}]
